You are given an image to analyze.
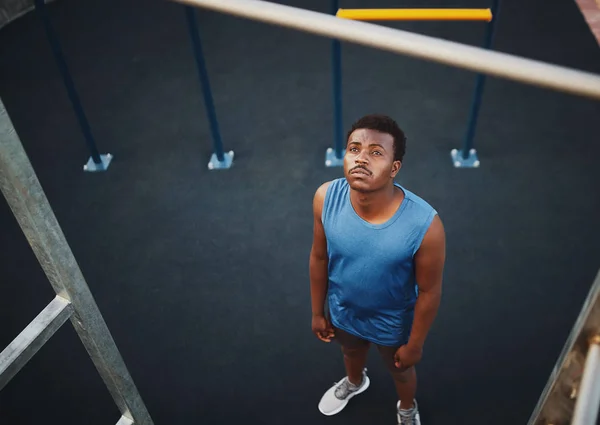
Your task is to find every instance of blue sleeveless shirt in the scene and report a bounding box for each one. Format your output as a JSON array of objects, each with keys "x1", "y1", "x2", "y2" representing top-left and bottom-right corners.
[{"x1": 322, "y1": 178, "x2": 437, "y2": 347}]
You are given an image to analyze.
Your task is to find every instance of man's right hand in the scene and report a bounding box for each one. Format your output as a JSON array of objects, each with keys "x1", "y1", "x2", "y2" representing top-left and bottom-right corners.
[{"x1": 312, "y1": 314, "x2": 335, "y2": 342}]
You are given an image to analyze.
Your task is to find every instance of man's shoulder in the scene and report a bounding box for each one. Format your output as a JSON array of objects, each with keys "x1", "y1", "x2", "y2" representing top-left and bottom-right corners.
[
  {"x1": 314, "y1": 178, "x2": 347, "y2": 216},
  {"x1": 399, "y1": 185, "x2": 437, "y2": 214},
  {"x1": 315, "y1": 178, "x2": 346, "y2": 198}
]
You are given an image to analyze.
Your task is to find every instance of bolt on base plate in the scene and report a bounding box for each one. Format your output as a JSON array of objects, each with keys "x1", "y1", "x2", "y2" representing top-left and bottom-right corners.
[
  {"x1": 83, "y1": 154, "x2": 113, "y2": 172},
  {"x1": 325, "y1": 147, "x2": 344, "y2": 167},
  {"x1": 451, "y1": 148, "x2": 480, "y2": 168}
]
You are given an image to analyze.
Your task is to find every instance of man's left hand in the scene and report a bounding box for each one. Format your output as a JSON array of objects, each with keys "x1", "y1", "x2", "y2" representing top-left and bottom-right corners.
[{"x1": 394, "y1": 344, "x2": 423, "y2": 369}]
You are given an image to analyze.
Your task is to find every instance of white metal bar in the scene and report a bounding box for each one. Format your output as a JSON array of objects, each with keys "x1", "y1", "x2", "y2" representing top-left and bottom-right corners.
[
  {"x1": 528, "y1": 269, "x2": 600, "y2": 425},
  {"x1": 0, "y1": 98, "x2": 153, "y2": 425},
  {"x1": 571, "y1": 337, "x2": 600, "y2": 425},
  {"x1": 171, "y1": 0, "x2": 600, "y2": 100},
  {"x1": 0, "y1": 296, "x2": 72, "y2": 390},
  {"x1": 116, "y1": 415, "x2": 134, "y2": 425}
]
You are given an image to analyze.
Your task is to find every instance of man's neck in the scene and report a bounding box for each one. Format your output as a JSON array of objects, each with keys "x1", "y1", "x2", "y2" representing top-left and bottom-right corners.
[{"x1": 350, "y1": 182, "x2": 402, "y2": 222}]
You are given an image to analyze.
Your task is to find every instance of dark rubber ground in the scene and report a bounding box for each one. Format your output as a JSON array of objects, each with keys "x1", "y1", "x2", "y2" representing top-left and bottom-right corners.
[{"x1": 1, "y1": 0, "x2": 599, "y2": 423}]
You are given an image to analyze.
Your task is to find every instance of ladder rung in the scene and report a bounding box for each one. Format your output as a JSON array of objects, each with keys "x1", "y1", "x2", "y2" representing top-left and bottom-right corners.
[
  {"x1": 0, "y1": 295, "x2": 72, "y2": 390},
  {"x1": 116, "y1": 415, "x2": 133, "y2": 425},
  {"x1": 571, "y1": 337, "x2": 600, "y2": 425}
]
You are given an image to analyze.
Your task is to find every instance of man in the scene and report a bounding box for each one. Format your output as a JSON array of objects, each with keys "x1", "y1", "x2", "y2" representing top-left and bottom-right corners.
[{"x1": 309, "y1": 114, "x2": 445, "y2": 424}]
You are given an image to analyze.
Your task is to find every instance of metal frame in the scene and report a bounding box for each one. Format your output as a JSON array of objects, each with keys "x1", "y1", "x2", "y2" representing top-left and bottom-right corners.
[
  {"x1": 327, "y1": 0, "x2": 501, "y2": 169},
  {"x1": 0, "y1": 98, "x2": 153, "y2": 424},
  {"x1": 171, "y1": 0, "x2": 600, "y2": 100}
]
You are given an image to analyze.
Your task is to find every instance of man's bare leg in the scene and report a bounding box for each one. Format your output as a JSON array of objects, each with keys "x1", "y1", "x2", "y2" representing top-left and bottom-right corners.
[
  {"x1": 377, "y1": 345, "x2": 418, "y2": 409},
  {"x1": 341, "y1": 344, "x2": 370, "y2": 385},
  {"x1": 392, "y1": 366, "x2": 417, "y2": 409}
]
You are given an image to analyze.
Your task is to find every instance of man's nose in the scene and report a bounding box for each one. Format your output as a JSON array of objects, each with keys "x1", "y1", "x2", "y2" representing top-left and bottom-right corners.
[{"x1": 355, "y1": 150, "x2": 368, "y2": 164}]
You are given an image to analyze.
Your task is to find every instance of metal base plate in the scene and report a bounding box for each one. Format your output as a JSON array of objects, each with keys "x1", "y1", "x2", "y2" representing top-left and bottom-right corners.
[
  {"x1": 451, "y1": 148, "x2": 480, "y2": 168},
  {"x1": 208, "y1": 150, "x2": 234, "y2": 170},
  {"x1": 83, "y1": 154, "x2": 113, "y2": 172},
  {"x1": 325, "y1": 147, "x2": 345, "y2": 167}
]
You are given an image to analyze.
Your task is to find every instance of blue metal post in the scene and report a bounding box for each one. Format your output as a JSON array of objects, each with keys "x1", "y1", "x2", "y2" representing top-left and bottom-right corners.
[
  {"x1": 185, "y1": 6, "x2": 234, "y2": 170},
  {"x1": 34, "y1": 0, "x2": 112, "y2": 172},
  {"x1": 451, "y1": 0, "x2": 500, "y2": 168},
  {"x1": 325, "y1": 0, "x2": 345, "y2": 167}
]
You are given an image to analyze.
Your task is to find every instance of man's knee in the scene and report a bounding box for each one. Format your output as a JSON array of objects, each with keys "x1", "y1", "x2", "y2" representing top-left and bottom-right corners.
[
  {"x1": 388, "y1": 365, "x2": 414, "y2": 383},
  {"x1": 341, "y1": 343, "x2": 369, "y2": 359},
  {"x1": 376, "y1": 345, "x2": 415, "y2": 381}
]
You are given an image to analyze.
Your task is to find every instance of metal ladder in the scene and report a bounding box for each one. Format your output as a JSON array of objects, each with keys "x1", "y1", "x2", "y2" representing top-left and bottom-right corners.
[
  {"x1": 0, "y1": 98, "x2": 153, "y2": 425},
  {"x1": 528, "y1": 269, "x2": 600, "y2": 425}
]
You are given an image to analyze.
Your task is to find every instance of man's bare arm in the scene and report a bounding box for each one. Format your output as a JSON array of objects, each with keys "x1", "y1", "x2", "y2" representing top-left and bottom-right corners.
[
  {"x1": 309, "y1": 182, "x2": 331, "y2": 316},
  {"x1": 407, "y1": 214, "x2": 446, "y2": 350}
]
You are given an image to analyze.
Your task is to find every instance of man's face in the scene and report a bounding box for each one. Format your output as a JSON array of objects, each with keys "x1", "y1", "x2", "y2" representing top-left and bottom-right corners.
[{"x1": 344, "y1": 128, "x2": 401, "y2": 193}]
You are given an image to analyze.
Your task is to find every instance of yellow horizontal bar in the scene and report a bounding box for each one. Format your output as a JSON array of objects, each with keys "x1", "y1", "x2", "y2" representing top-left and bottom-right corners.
[{"x1": 336, "y1": 8, "x2": 492, "y2": 22}]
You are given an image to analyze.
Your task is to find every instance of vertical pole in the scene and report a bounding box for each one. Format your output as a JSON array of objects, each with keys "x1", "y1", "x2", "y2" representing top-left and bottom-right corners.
[
  {"x1": 325, "y1": 0, "x2": 345, "y2": 167},
  {"x1": 0, "y1": 98, "x2": 152, "y2": 423},
  {"x1": 331, "y1": 0, "x2": 344, "y2": 160},
  {"x1": 453, "y1": 0, "x2": 500, "y2": 166},
  {"x1": 185, "y1": 6, "x2": 234, "y2": 170},
  {"x1": 34, "y1": 0, "x2": 111, "y2": 172},
  {"x1": 451, "y1": 0, "x2": 500, "y2": 168}
]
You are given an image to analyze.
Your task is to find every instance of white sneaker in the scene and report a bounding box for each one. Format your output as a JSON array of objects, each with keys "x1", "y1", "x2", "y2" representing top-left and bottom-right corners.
[
  {"x1": 397, "y1": 399, "x2": 421, "y2": 425},
  {"x1": 318, "y1": 368, "x2": 370, "y2": 416}
]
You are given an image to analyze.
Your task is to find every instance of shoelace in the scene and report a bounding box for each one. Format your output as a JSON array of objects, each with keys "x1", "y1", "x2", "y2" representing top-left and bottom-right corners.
[
  {"x1": 333, "y1": 369, "x2": 366, "y2": 400},
  {"x1": 398, "y1": 408, "x2": 417, "y2": 425},
  {"x1": 334, "y1": 378, "x2": 356, "y2": 399}
]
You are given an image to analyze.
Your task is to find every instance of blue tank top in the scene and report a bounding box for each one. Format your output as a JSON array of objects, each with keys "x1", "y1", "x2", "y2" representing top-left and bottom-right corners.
[{"x1": 322, "y1": 178, "x2": 437, "y2": 347}]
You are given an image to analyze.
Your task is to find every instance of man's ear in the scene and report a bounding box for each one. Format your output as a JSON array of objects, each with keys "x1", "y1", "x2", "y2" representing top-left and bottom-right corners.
[{"x1": 391, "y1": 160, "x2": 402, "y2": 178}]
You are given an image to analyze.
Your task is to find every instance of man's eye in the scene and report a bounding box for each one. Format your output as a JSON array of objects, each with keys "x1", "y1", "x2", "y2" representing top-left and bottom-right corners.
[{"x1": 372, "y1": 151, "x2": 381, "y2": 155}]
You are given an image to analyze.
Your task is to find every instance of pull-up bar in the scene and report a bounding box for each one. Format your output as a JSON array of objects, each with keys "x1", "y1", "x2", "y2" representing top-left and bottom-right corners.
[
  {"x1": 332, "y1": 2, "x2": 498, "y2": 168},
  {"x1": 336, "y1": 8, "x2": 493, "y2": 21}
]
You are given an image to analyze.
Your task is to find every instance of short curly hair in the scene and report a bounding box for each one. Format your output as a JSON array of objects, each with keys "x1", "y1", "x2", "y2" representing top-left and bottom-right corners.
[{"x1": 346, "y1": 114, "x2": 407, "y2": 162}]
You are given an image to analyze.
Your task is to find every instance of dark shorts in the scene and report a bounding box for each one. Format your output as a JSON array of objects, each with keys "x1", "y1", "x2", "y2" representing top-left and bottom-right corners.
[{"x1": 333, "y1": 325, "x2": 412, "y2": 376}]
